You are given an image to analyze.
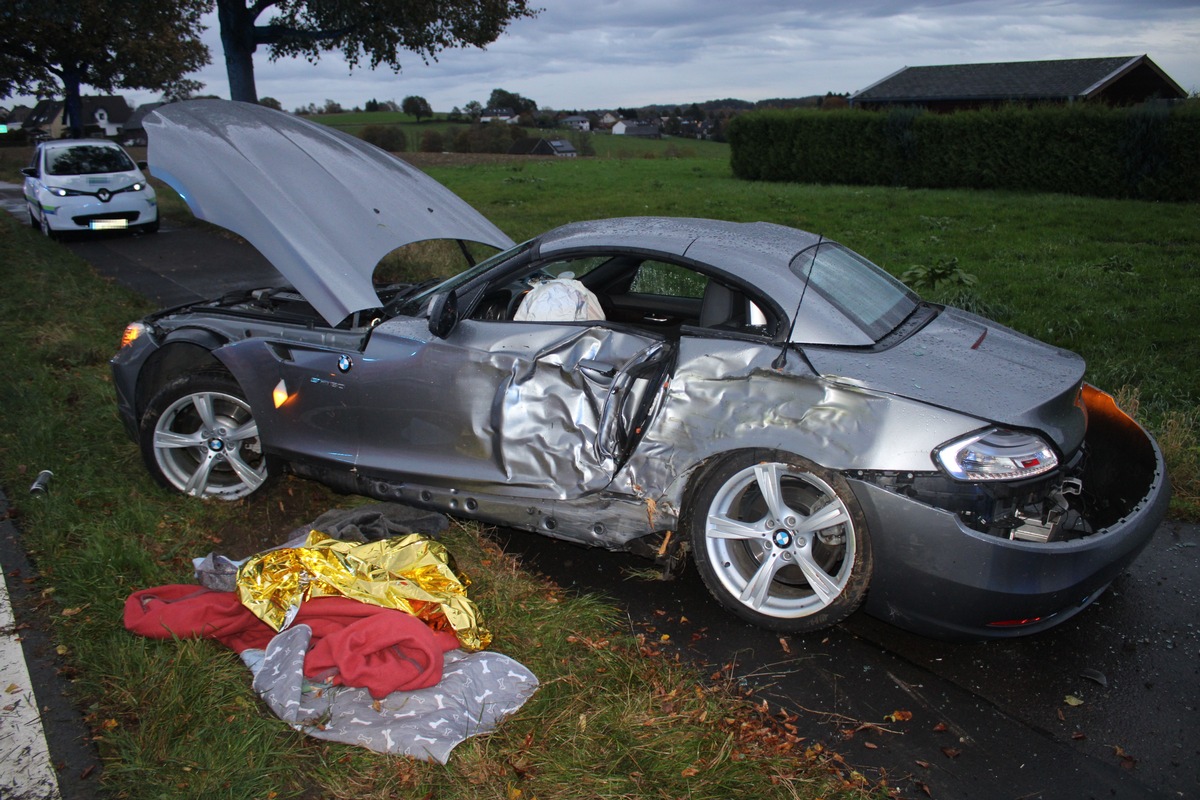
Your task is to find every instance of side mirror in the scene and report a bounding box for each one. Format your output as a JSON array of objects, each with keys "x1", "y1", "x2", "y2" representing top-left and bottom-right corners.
[
  {"x1": 21, "y1": 167, "x2": 37, "y2": 178},
  {"x1": 427, "y1": 289, "x2": 459, "y2": 338}
]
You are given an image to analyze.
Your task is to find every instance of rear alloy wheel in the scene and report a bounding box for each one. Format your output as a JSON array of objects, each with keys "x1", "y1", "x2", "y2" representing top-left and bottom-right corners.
[
  {"x1": 689, "y1": 451, "x2": 871, "y2": 632},
  {"x1": 140, "y1": 372, "x2": 270, "y2": 500}
]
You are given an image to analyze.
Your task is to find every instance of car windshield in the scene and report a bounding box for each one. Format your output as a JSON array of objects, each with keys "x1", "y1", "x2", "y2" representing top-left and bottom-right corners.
[
  {"x1": 792, "y1": 244, "x2": 918, "y2": 342},
  {"x1": 394, "y1": 240, "x2": 533, "y2": 315},
  {"x1": 46, "y1": 145, "x2": 135, "y2": 176}
]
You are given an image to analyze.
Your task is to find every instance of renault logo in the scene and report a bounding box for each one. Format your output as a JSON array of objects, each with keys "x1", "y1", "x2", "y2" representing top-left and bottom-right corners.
[{"x1": 97, "y1": 188, "x2": 112, "y2": 202}]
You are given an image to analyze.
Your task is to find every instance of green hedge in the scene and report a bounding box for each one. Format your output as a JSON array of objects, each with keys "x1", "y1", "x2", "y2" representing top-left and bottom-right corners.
[{"x1": 728, "y1": 103, "x2": 1200, "y2": 201}]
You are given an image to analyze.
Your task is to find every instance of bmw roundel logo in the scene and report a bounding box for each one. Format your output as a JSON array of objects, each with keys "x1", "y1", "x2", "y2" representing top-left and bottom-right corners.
[
  {"x1": 773, "y1": 530, "x2": 793, "y2": 548},
  {"x1": 337, "y1": 355, "x2": 353, "y2": 373}
]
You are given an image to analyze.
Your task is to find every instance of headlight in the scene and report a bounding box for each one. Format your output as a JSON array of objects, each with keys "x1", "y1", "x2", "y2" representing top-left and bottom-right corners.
[
  {"x1": 934, "y1": 428, "x2": 1059, "y2": 481},
  {"x1": 47, "y1": 186, "x2": 86, "y2": 197},
  {"x1": 119, "y1": 322, "x2": 147, "y2": 349}
]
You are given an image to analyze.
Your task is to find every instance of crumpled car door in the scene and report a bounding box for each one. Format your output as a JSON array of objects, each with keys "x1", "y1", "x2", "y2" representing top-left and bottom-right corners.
[{"x1": 351, "y1": 317, "x2": 670, "y2": 498}]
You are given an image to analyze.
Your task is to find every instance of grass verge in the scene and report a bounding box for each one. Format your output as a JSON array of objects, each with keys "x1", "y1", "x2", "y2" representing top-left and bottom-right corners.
[
  {"x1": 1, "y1": 147, "x2": 1195, "y2": 798},
  {"x1": 0, "y1": 214, "x2": 874, "y2": 797}
]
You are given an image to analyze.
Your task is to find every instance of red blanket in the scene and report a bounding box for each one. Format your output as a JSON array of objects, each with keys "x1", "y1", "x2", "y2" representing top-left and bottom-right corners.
[{"x1": 124, "y1": 585, "x2": 460, "y2": 698}]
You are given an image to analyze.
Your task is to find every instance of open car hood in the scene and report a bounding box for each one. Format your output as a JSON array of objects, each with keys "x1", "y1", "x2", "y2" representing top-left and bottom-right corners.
[{"x1": 145, "y1": 100, "x2": 514, "y2": 326}]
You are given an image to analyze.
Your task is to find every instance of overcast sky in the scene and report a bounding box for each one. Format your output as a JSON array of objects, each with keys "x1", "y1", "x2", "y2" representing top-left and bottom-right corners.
[{"x1": 8, "y1": 0, "x2": 1200, "y2": 113}]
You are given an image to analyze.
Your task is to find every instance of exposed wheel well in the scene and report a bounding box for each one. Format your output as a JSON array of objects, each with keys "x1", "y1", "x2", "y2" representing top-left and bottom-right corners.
[{"x1": 135, "y1": 341, "x2": 225, "y2": 419}]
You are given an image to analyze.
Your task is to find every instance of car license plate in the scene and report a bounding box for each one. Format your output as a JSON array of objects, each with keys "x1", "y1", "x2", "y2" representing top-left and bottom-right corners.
[{"x1": 90, "y1": 219, "x2": 128, "y2": 230}]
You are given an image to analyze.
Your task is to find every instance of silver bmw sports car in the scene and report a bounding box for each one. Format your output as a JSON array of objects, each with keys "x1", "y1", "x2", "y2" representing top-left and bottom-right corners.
[{"x1": 112, "y1": 101, "x2": 1169, "y2": 638}]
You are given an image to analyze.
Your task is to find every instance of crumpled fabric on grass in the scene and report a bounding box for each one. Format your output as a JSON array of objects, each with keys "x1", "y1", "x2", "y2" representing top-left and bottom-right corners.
[
  {"x1": 236, "y1": 530, "x2": 491, "y2": 651},
  {"x1": 244, "y1": 627, "x2": 538, "y2": 763},
  {"x1": 195, "y1": 502, "x2": 450, "y2": 593},
  {"x1": 124, "y1": 586, "x2": 538, "y2": 760},
  {"x1": 124, "y1": 586, "x2": 460, "y2": 697}
]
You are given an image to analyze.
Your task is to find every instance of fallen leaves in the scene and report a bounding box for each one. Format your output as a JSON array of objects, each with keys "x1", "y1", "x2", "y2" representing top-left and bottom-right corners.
[
  {"x1": 565, "y1": 633, "x2": 610, "y2": 650},
  {"x1": 1064, "y1": 695, "x2": 1085, "y2": 707},
  {"x1": 1112, "y1": 745, "x2": 1138, "y2": 770}
]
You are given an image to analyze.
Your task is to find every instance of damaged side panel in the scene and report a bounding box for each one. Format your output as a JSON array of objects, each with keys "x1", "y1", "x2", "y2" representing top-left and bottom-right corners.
[
  {"x1": 610, "y1": 337, "x2": 988, "y2": 531},
  {"x1": 336, "y1": 318, "x2": 666, "y2": 498}
]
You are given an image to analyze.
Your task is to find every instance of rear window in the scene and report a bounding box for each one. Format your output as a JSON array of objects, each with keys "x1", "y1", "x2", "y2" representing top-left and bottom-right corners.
[
  {"x1": 794, "y1": 244, "x2": 917, "y2": 342},
  {"x1": 46, "y1": 145, "x2": 135, "y2": 176}
]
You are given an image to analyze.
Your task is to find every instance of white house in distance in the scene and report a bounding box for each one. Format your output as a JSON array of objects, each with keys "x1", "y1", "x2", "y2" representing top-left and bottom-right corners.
[
  {"x1": 480, "y1": 107, "x2": 520, "y2": 124},
  {"x1": 612, "y1": 120, "x2": 661, "y2": 138},
  {"x1": 560, "y1": 115, "x2": 590, "y2": 131}
]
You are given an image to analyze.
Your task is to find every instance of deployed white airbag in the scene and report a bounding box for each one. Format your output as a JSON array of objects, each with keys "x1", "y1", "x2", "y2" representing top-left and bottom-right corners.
[{"x1": 514, "y1": 277, "x2": 606, "y2": 322}]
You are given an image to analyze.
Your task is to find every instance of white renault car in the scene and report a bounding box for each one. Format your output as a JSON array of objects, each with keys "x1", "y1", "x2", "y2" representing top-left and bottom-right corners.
[{"x1": 23, "y1": 139, "x2": 158, "y2": 237}]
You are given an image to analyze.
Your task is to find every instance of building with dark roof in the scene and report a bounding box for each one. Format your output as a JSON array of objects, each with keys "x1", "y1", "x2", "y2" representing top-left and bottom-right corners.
[
  {"x1": 121, "y1": 102, "x2": 166, "y2": 146},
  {"x1": 508, "y1": 137, "x2": 578, "y2": 157},
  {"x1": 23, "y1": 95, "x2": 134, "y2": 137},
  {"x1": 850, "y1": 55, "x2": 1186, "y2": 112}
]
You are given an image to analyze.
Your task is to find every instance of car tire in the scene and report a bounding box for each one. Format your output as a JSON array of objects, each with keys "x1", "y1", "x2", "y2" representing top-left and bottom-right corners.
[
  {"x1": 687, "y1": 450, "x2": 872, "y2": 632},
  {"x1": 139, "y1": 371, "x2": 272, "y2": 501},
  {"x1": 39, "y1": 212, "x2": 57, "y2": 240},
  {"x1": 28, "y1": 206, "x2": 39, "y2": 229},
  {"x1": 136, "y1": 218, "x2": 160, "y2": 235}
]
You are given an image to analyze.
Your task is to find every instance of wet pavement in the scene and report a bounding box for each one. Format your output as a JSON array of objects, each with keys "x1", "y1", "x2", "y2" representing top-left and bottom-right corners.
[
  {"x1": 494, "y1": 518, "x2": 1198, "y2": 799},
  {"x1": 2, "y1": 185, "x2": 1197, "y2": 799}
]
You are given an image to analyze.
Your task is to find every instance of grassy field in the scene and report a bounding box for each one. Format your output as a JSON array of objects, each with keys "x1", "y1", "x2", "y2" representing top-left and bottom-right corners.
[
  {"x1": 297, "y1": 109, "x2": 733, "y2": 161},
  {"x1": 0, "y1": 142, "x2": 1197, "y2": 798}
]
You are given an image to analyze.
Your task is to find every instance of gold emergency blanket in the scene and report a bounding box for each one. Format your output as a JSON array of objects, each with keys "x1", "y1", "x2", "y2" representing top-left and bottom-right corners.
[{"x1": 236, "y1": 530, "x2": 491, "y2": 651}]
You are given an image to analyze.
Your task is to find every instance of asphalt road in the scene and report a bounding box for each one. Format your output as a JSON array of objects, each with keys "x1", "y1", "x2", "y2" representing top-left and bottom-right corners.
[{"x1": 3, "y1": 186, "x2": 1197, "y2": 799}]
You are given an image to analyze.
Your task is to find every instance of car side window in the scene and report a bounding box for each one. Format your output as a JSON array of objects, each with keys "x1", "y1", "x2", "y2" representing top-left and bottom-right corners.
[
  {"x1": 535, "y1": 256, "x2": 609, "y2": 280},
  {"x1": 629, "y1": 260, "x2": 708, "y2": 299}
]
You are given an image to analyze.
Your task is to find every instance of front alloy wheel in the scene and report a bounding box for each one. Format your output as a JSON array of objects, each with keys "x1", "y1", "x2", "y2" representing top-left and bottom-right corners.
[
  {"x1": 140, "y1": 372, "x2": 269, "y2": 500},
  {"x1": 689, "y1": 451, "x2": 871, "y2": 632},
  {"x1": 39, "y1": 211, "x2": 56, "y2": 239}
]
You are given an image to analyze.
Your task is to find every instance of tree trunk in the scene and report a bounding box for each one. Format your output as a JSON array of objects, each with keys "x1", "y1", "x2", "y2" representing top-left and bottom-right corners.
[
  {"x1": 63, "y1": 68, "x2": 84, "y2": 138},
  {"x1": 217, "y1": 0, "x2": 259, "y2": 103}
]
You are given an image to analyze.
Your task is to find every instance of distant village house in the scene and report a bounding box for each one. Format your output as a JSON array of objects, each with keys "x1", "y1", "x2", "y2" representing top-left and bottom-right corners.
[
  {"x1": 560, "y1": 115, "x2": 591, "y2": 131},
  {"x1": 850, "y1": 55, "x2": 1186, "y2": 112},
  {"x1": 508, "y1": 137, "x2": 578, "y2": 157},
  {"x1": 480, "y1": 107, "x2": 520, "y2": 124},
  {"x1": 612, "y1": 120, "x2": 662, "y2": 138},
  {"x1": 23, "y1": 95, "x2": 133, "y2": 138}
]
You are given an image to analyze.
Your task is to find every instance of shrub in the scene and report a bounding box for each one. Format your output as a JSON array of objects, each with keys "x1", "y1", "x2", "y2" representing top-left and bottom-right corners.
[
  {"x1": 358, "y1": 124, "x2": 408, "y2": 152},
  {"x1": 730, "y1": 103, "x2": 1200, "y2": 201},
  {"x1": 419, "y1": 129, "x2": 445, "y2": 153}
]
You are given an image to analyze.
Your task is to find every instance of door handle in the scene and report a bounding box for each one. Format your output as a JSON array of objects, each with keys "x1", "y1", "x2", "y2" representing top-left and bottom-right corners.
[{"x1": 577, "y1": 359, "x2": 616, "y2": 378}]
